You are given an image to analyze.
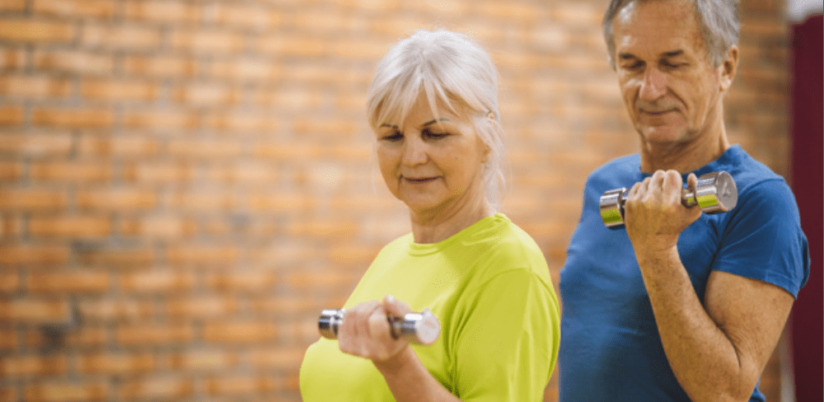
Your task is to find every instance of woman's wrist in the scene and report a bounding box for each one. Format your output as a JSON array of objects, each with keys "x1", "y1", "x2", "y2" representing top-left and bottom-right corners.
[{"x1": 373, "y1": 345, "x2": 415, "y2": 377}]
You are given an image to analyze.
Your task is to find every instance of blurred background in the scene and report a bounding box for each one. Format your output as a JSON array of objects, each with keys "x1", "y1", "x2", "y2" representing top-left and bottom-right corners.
[{"x1": 0, "y1": 0, "x2": 820, "y2": 401}]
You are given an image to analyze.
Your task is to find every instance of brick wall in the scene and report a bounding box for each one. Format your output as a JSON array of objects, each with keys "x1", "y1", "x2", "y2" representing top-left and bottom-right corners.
[{"x1": 0, "y1": 0, "x2": 791, "y2": 401}]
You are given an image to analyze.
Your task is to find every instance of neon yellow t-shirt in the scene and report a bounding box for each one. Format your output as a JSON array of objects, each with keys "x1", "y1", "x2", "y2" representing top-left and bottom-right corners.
[{"x1": 299, "y1": 214, "x2": 560, "y2": 401}]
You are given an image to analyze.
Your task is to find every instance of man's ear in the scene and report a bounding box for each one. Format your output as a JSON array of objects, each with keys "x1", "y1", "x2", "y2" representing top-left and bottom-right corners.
[{"x1": 719, "y1": 45, "x2": 739, "y2": 92}]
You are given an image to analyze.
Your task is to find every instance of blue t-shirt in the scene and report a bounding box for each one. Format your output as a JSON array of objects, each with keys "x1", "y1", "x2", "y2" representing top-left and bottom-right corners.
[{"x1": 558, "y1": 145, "x2": 809, "y2": 401}]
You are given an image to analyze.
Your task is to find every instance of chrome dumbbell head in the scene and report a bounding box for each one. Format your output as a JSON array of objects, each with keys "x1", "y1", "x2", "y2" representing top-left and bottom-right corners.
[
  {"x1": 599, "y1": 171, "x2": 738, "y2": 228},
  {"x1": 317, "y1": 308, "x2": 441, "y2": 346}
]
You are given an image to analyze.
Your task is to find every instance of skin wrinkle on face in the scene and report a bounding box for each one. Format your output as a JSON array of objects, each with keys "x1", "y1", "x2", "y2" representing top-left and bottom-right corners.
[
  {"x1": 374, "y1": 95, "x2": 490, "y2": 223},
  {"x1": 613, "y1": 0, "x2": 726, "y2": 153}
]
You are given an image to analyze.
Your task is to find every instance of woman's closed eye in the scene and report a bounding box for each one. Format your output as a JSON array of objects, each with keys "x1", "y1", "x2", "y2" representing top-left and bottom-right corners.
[
  {"x1": 423, "y1": 129, "x2": 449, "y2": 140},
  {"x1": 381, "y1": 131, "x2": 404, "y2": 142}
]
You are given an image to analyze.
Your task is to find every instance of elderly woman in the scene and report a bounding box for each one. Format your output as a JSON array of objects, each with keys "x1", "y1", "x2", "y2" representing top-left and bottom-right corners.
[{"x1": 299, "y1": 29, "x2": 560, "y2": 401}]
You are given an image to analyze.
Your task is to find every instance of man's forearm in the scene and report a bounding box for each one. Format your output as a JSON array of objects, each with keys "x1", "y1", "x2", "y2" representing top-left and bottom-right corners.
[{"x1": 635, "y1": 247, "x2": 753, "y2": 402}]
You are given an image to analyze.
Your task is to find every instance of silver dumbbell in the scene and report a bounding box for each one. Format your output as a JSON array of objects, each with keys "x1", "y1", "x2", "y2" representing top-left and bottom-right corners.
[
  {"x1": 318, "y1": 308, "x2": 441, "y2": 345},
  {"x1": 599, "y1": 171, "x2": 738, "y2": 229}
]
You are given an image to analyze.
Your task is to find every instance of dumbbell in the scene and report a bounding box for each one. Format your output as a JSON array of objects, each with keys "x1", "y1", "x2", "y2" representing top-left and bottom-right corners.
[
  {"x1": 599, "y1": 171, "x2": 738, "y2": 228},
  {"x1": 318, "y1": 308, "x2": 440, "y2": 345}
]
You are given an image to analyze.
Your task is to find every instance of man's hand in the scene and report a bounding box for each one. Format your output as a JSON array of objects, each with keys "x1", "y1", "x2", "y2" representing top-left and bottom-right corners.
[{"x1": 624, "y1": 170, "x2": 703, "y2": 254}]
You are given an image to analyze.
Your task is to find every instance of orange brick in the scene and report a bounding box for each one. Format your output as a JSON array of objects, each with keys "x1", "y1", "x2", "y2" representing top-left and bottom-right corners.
[
  {"x1": 249, "y1": 295, "x2": 316, "y2": 315},
  {"x1": 115, "y1": 323, "x2": 193, "y2": 346},
  {"x1": 0, "y1": 355, "x2": 67, "y2": 377},
  {"x1": 76, "y1": 188, "x2": 156, "y2": 211},
  {"x1": 165, "y1": 296, "x2": 238, "y2": 318},
  {"x1": 75, "y1": 247, "x2": 154, "y2": 267},
  {"x1": 118, "y1": 377, "x2": 194, "y2": 400},
  {"x1": 202, "y1": 320, "x2": 277, "y2": 343},
  {"x1": 171, "y1": 82, "x2": 240, "y2": 105},
  {"x1": 248, "y1": 347, "x2": 305, "y2": 369},
  {"x1": 210, "y1": 3, "x2": 282, "y2": 30},
  {"x1": 284, "y1": 269, "x2": 358, "y2": 289},
  {"x1": 0, "y1": 0, "x2": 25, "y2": 11},
  {"x1": 28, "y1": 215, "x2": 111, "y2": 238},
  {"x1": 124, "y1": 0, "x2": 201, "y2": 24},
  {"x1": 169, "y1": 349, "x2": 239, "y2": 370},
  {"x1": 33, "y1": 49, "x2": 114, "y2": 75},
  {"x1": 202, "y1": 111, "x2": 277, "y2": 132},
  {"x1": 165, "y1": 244, "x2": 239, "y2": 266},
  {"x1": 24, "y1": 381, "x2": 108, "y2": 402},
  {"x1": 30, "y1": 161, "x2": 113, "y2": 182},
  {"x1": 19, "y1": 216, "x2": 102, "y2": 241},
  {"x1": 0, "y1": 75, "x2": 71, "y2": 98},
  {"x1": 77, "y1": 299, "x2": 154, "y2": 322},
  {"x1": 0, "y1": 105, "x2": 23, "y2": 125},
  {"x1": 25, "y1": 325, "x2": 107, "y2": 349},
  {"x1": 252, "y1": 142, "x2": 324, "y2": 160},
  {"x1": 0, "y1": 329, "x2": 16, "y2": 350},
  {"x1": 32, "y1": 107, "x2": 114, "y2": 128},
  {"x1": 120, "y1": 216, "x2": 197, "y2": 239},
  {"x1": 205, "y1": 375, "x2": 277, "y2": 395},
  {"x1": 78, "y1": 135, "x2": 160, "y2": 158},
  {"x1": 209, "y1": 58, "x2": 281, "y2": 82},
  {"x1": 167, "y1": 191, "x2": 236, "y2": 211},
  {"x1": 32, "y1": 0, "x2": 116, "y2": 19},
  {"x1": 0, "y1": 132, "x2": 72, "y2": 156},
  {"x1": 205, "y1": 161, "x2": 279, "y2": 185},
  {"x1": 0, "y1": 189, "x2": 67, "y2": 211},
  {"x1": 254, "y1": 86, "x2": 322, "y2": 109},
  {"x1": 0, "y1": 48, "x2": 25, "y2": 69},
  {"x1": 0, "y1": 18, "x2": 75, "y2": 43},
  {"x1": 0, "y1": 273, "x2": 18, "y2": 292},
  {"x1": 170, "y1": 29, "x2": 245, "y2": 54},
  {"x1": 119, "y1": 270, "x2": 194, "y2": 293},
  {"x1": 257, "y1": 33, "x2": 327, "y2": 57},
  {"x1": 77, "y1": 352, "x2": 155, "y2": 374},
  {"x1": 27, "y1": 271, "x2": 110, "y2": 293},
  {"x1": 0, "y1": 299, "x2": 69, "y2": 323},
  {"x1": 286, "y1": 219, "x2": 360, "y2": 239},
  {"x1": 0, "y1": 244, "x2": 69, "y2": 265},
  {"x1": 81, "y1": 79, "x2": 159, "y2": 101},
  {"x1": 121, "y1": 162, "x2": 195, "y2": 183},
  {"x1": 204, "y1": 271, "x2": 276, "y2": 293},
  {"x1": 81, "y1": 23, "x2": 162, "y2": 50},
  {"x1": 247, "y1": 191, "x2": 316, "y2": 212},
  {"x1": 122, "y1": 55, "x2": 197, "y2": 77},
  {"x1": 166, "y1": 139, "x2": 243, "y2": 159},
  {"x1": 122, "y1": 109, "x2": 198, "y2": 129}
]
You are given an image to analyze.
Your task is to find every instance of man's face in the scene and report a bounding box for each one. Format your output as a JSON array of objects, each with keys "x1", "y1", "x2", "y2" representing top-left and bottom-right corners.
[{"x1": 612, "y1": 0, "x2": 727, "y2": 146}]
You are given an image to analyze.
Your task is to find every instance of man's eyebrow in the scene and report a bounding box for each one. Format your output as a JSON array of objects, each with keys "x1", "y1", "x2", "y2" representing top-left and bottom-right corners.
[
  {"x1": 662, "y1": 50, "x2": 685, "y2": 58},
  {"x1": 379, "y1": 124, "x2": 398, "y2": 129},
  {"x1": 618, "y1": 52, "x2": 637, "y2": 60}
]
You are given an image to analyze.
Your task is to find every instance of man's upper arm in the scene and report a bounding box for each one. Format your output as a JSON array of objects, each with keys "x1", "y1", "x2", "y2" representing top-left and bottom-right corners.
[{"x1": 704, "y1": 270, "x2": 794, "y2": 390}]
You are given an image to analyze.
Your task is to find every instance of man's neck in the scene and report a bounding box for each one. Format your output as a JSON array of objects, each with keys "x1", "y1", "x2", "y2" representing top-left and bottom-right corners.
[{"x1": 639, "y1": 111, "x2": 731, "y2": 173}]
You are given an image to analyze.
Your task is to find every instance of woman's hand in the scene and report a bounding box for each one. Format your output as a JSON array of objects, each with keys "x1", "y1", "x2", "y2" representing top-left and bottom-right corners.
[{"x1": 337, "y1": 295, "x2": 414, "y2": 365}]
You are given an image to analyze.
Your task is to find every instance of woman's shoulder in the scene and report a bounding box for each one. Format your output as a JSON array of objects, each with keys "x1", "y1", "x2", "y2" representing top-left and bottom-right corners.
[{"x1": 465, "y1": 214, "x2": 551, "y2": 281}]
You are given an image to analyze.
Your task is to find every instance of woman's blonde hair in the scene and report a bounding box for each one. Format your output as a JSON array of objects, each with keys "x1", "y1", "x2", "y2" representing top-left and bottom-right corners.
[{"x1": 366, "y1": 29, "x2": 507, "y2": 209}]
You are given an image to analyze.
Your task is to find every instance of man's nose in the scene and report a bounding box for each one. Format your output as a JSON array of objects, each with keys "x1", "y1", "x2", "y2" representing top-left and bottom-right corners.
[{"x1": 638, "y1": 67, "x2": 668, "y2": 101}]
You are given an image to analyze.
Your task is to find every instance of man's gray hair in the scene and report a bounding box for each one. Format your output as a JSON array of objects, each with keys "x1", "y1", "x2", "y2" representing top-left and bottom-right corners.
[
  {"x1": 602, "y1": 0, "x2": 740, "y2": 69},
  {"x1": 366, "y1": 29, "x2": 506, "y2": 209}
]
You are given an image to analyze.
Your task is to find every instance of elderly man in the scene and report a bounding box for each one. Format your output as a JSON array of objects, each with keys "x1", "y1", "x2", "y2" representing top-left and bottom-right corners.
[{"x1": 558, "y1": 0, "x2": 809, "y2": 401}]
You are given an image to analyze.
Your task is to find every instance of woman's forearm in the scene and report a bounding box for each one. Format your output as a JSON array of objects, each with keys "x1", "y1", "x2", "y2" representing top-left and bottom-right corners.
[{"x1": 374, "y1": 347, "x2": 461, "y2": 402}]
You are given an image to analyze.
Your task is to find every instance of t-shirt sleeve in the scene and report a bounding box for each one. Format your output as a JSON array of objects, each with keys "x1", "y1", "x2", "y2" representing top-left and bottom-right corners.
[
  {"x1": 452, "y1": 268, "x2": 560, "y2": 402},
  {"x1": 713, "y1": 179, "x2": 810, "y2": 297}
]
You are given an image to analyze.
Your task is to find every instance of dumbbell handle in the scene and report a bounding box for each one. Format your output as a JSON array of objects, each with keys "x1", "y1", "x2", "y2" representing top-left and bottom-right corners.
[
  {"x1": 318, "y1": 308, "x2": 440, "y2": 345},
  {"x1": 600, "y1": 171, "x2": 738, "y2": 228}
]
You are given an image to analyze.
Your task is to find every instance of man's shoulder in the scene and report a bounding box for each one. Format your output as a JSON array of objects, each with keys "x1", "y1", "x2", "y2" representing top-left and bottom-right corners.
[{"x1": 586, "y1": 153, "x2": 641, "y2": 187}]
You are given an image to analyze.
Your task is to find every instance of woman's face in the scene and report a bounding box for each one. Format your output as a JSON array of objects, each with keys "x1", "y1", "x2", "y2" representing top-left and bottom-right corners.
[{"x1": 374, "y1": 95, "x2": 490, "y2": 217}]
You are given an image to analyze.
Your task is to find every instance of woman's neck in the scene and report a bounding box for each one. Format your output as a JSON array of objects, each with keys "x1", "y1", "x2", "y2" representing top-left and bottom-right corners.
[{"x1": 409, "y1": 193, "x2": 494, "y2": 244}]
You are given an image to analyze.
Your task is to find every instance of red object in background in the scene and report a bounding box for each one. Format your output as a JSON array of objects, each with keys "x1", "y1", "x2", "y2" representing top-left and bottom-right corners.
[{"x1": 789, "y1": 13, "x2": 823, "y2": 402}]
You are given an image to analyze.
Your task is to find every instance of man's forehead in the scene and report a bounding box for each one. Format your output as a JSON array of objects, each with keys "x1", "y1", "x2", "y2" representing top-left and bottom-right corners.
[{"x1": 613, "y1": 0, "x2": 705, "y2": 57}]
